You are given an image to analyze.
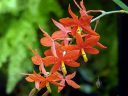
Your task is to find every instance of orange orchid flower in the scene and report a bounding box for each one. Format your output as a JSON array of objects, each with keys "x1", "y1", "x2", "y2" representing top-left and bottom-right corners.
[
  {"x1": 25, "y1": 71, "x2": 63, "y2": 93},
  {"x1": 52, "y1": 19, "x2": 70, "y2": 38},
  {"x1": 84, "y1": 34, "x2": 107, "y2": 49},
  {"x1": 39, "y1": 27, "x2": 58, "y2": 58},
  {"x1": 52, "y1": 19, "x2": 72, "y2": 45},
  {"x1": 30, "y1": 49, "x2": 47, "y2": 75},
  {"x1": 31, "y1": 49, "x2": 43, "y2": 65},
  {"x1": 40, "y1": 27, "x2": 71, "y2": 57},
  {"x1": 57, "y1": 72, "x2": 80, "y2": 92},
  {"x1": 25, "y1": 0, "x2": 108, "y2": 94},
  {"x1": 59, "y1": 0, "x2": 99, "y2": 36},
  {"x1": 43, "y1": 46, "x2": 80, "y2": 75},
  {"x1": 73, "y1": 0, "x2": 87, "y2": 17},
  {"x1": 63, "y1": 29, "x2": 100, "y2": 62}
]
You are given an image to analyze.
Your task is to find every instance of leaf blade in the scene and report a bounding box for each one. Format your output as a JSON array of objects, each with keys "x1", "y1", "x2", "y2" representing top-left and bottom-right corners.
[{"x1": 113, "y1": 0, "x2": 128, "y2": 11}]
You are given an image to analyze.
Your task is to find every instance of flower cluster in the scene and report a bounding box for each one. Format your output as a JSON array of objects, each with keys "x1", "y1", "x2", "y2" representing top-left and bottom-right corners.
[{"x1": 25, "y1": 0, "x2": 106, "y2": 94}]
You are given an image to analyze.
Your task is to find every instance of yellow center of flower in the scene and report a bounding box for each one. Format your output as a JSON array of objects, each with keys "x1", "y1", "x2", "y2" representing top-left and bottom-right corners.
[
  {"x1": 46, "y1": 82, "x2": 51, "y2": 93},
  {"x1": 81, "y1": 48, "x2": 88, "y2": 62},
  {"x1": 61, "y1": 61, "x2": 67, "y2": 76},
  {"x1": 77, "y1": 26, "x2": 82, "y2": 34}
]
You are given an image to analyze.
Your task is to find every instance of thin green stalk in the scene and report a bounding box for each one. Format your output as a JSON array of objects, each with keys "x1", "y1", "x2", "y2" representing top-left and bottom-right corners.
[
  {"x1": 91, "y1": 10, "x2": 128, "y2": 23},
  {"x1": 113, "y1": 0, "x2": 128, "y2": 11}
]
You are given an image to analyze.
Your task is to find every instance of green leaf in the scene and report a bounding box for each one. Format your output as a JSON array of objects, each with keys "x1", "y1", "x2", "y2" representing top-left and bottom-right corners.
[
  {"x1": 0, "y1": 0, "x2": 63, "y2": 94},
  {"x1": 0, "y1": 39, "x2": 10, "y2": 67},
  {"x1": 0, "y1": 0, "x2": 28, "y2": 14},
  {"x1": 113, "y1": 0, "x2": 128, "y2": 11},
  {"x1": 50, "y1": 84, "x2": 60, "y2": 96},
  {"x1": 6, "y1": 44, "x2": 33, "y2": 93},
  {"x1": 50, "y1": 84, "x2": 61, "y2": 96},
  {"x1": 6, "y1": 20, "x2": 36, "y2": 94}
]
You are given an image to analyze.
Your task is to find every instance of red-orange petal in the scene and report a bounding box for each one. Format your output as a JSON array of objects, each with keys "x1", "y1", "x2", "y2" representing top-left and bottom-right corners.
[
  {"x1": 50, "y1": 81, "x2": 64, "y2": 87},
  {"x1": 47, "y1": 72, "x2": 60, "y2": 81},
  {"x1": 44, "y1": 49, "x2": 53, "y2": 56},
  {"x1": 33, "y1": 71, "x2": 46, "y2": 81},
  {"x1": 25, "y1": 76, "x2": 34, "y2": 82},
  {"x1": 84, "y1": 47, "x2": 99, "y2": 54},
  {"x1": 71, "y1": 26, "x2": 78, "y2": 36},
  {"x1": 31, "y1": 56, "x2": 43, "y2": 65},
  {"x1": 58, "y1": 80, "x2": 65, "y2": 92},
  {"x1": 79, "y1": 15, "x2": 93, "y2": 25},
  {"x1": 73, "y1": 0, "x2": 81, "y2": 10},
  {"x1": 68, "y1": 5, "x2": 78, "y2": 20},
  {"x1": 40, "y1": 37, "x2": 52, "y2": 46},
  {"x1": 52, "y1": 31, "x2": 66, "y2": 40},
  {"x1": 35, "y1": 82, "x2": 40, "y2": 89},
  {"x1": 84, "y1": 36, "x2": 100, "y2": 46},
  {"x1": 66, "y1": 79, "x2": 80, "y2": 88},
  {"x1": 59, "y1": 18, "x2": 75, "y2": 26},
  {"x1": 83, "y1": 26, "x2": 99, "y2": 36},
  {"x1": 80, "y1": 0, "x2": 86, "y2": 10},
  {"x1": 26, "y1": 74, "x2": 42, "y2": 82},
  {"x1": 52, "y1": 19, "x2": 67, "y2": 32},
  {"x1": 43, "y1": 56, "x2": 58, "y2": 66},
  {"x1": 65, "y1": 61, "x2": 80, "y2": 67},
  {"x1": 76, "y1": 32, "x2": 84, "y2": 46},
  {"x1": 50, "y1": 63, "x2": 61, "y2": 74},
  {"x1": 64, "y1": 50, "x2": 80, "y2": 60},
  {"x1": 96, "y1": 42, "x2": 107, "y2": 49},
  {"x1": 66, "y1": 72, "x2": 76, "y2": 80},
  {"x1": 63, "y1": 45, "x2": 79, "y2": 51},
  {"x1": 39, "y1": 63, "x2": 47, "y2": 75},
  {"x1": 39, "y1": 81, "x2": 47, "y2": 89}
]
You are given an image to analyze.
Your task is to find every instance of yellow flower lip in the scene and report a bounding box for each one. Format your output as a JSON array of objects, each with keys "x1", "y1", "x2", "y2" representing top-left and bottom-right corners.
[
  {"x1": 81, "y1": 48, "x2": 88, "y2": 62},
  {"x1": 46, "y1": 82, "x2": 51, "y2": 93},
  {"x1": 61, "y1": 61, "x2": 67, "y2": 76},
  {"x1": 77, "y1": 27, "x2": 88, "y2": 62},
  {"x1": 77, "y1": 27, "x2": 82, "y2": 34}
]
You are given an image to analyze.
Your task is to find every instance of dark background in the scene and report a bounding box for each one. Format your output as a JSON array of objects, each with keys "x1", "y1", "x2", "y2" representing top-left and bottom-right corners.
[{"x1": 118, "y1": 0, "x2": 128, "y2": 96}]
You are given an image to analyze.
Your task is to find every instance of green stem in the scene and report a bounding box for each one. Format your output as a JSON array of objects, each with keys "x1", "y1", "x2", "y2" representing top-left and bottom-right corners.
[
  {"x1": 91, "y1": 10, "x2": 128, "y2": 23},
  {"x1": 113, "y1": 0, "x2": 128, "y2": 11}
]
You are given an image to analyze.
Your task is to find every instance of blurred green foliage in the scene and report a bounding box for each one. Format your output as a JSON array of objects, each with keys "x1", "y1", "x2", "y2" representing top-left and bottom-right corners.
[
  {"x1": 0, "y1": 0, "x2": 120, "y2": 96},
  {"x1": 0, "y1": 0, "x2": 62, "y2": 94}
]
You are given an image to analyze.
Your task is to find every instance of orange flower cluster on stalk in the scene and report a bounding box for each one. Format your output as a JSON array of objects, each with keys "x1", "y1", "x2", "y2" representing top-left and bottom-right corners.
[{"x1": 25, "y1": 0, "x2": 106, "y2": 94}]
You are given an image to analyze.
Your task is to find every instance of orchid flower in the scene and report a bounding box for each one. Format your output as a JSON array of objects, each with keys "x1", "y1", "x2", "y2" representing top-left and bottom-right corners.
[
  {"x1": 63, "y1": 28, "x2": 100, "y2": 62},
  {"x1": 59, "y1": 5, "x2": 98, "y2": 36},
  {"x1": 25, "y1": 71, "x2": 63, "y2": 93},
  {"x1": 57, "y1": 72, "x2": 80, "y2": 92},
  {"x1": 43, "y1": 45, "x2": 80, "y2": 75},
  {"x1": 52, "y1": 19, "x2": 71, "y2": 45}
]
